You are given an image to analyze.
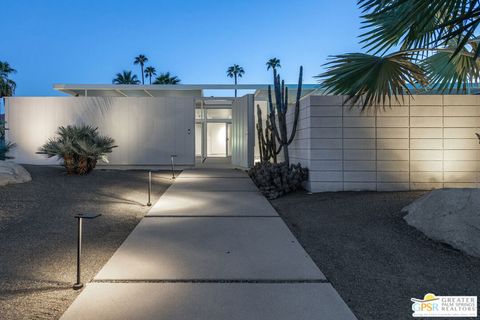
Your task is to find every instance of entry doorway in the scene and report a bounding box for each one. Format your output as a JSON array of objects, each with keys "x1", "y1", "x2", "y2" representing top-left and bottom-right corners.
[
  {"x1": 196, "y1": 122, "x2": 232, "y2": 158},
  {"x1": 195, "y1": 100, "x2": 233, "y2": 160},
  {"x1": 195, "y1": 95, "x2": 254, "y2": 168},
  {"x1": 205, "y1": 122, "x2": 231, "y2": 157}
]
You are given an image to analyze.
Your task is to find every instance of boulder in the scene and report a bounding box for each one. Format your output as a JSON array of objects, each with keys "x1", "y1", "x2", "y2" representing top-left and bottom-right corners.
[
  {"x1": 0, "y1": 161, "x2": 32, "y2": 187},
  {"x1": 402, "y1": 188, "x2": 480, "y2": 258}
]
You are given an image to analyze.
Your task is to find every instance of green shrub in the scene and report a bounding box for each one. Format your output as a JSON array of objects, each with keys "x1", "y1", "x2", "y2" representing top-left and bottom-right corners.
[
  {"x1": 0, "y1": 140, "x2": 14, "y2": 160},
  {"x1": 38, "y1": 125, "x2": 117, "y2": 175},
  {"x1": 0, "y1": 119, "x2": 6, "y2": 139},
  {"x1": 0, "y1": 119, "x2": 14, "y2": 160}
]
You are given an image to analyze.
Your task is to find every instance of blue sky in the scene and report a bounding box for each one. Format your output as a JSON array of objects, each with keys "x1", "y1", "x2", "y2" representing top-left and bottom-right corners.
[{"x1": 2, "y1": 0, "x2": 362, "y2": 97}]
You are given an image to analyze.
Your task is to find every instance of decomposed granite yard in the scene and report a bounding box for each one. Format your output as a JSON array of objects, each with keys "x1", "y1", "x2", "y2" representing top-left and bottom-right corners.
[
  {"x1": 0, "y1": 165, "x2": 173, "y2": 320},
  {"x1": 271, "y1": 190, "x2": 480, "y2": 320}
]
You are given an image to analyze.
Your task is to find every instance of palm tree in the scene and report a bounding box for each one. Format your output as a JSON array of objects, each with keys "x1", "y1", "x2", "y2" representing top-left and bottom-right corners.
[
  {"x1": 112, "y1": 71, "x2": 140, "y2": 84},
  {"x1": 134, "y1": 54, "x2": 148, "y2": 85},
  {"x1": 226, "y1": 64, "x2": 245, "y2": 97},
  {"x1": 153, "y1": 72, "x2": 181, "y2": 84},
  {"x1": 0, "y1": 61, "x2": 16, "y2": 117},
  {"x1": 144, "y1": 66, "x2": 157, "y2": 85},
  {"x1": 0, "y1": 61, "x2": 17, "y2": 99},
  {"x1": 319, "y1": 0, "x2": 480, "y2": 110},
  {"x1": 266, "y1": 58, "x2": 281, "y2": 73},
  {"x1": 0, "y1": 61, "x2": 16, "y2": 77}
]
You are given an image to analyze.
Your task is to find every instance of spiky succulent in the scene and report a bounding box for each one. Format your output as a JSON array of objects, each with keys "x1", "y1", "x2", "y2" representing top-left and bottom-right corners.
[{"x1": 38, "y1": 125, "x2": 117, "y2": 174}]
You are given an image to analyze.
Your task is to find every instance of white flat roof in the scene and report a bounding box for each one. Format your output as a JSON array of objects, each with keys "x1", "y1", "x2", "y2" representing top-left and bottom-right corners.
[{"x1": 53, "y1": 84, "x2": 322, "y2": 98}]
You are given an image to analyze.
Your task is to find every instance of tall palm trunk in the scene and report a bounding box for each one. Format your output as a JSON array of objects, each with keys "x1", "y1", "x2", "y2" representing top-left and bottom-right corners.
[
  {"x1": 234, "y1": 74, "x2": 237, "y2": 97},
  {"x1": 141, "y1": 65, "x2": 145, "y2": 85}
]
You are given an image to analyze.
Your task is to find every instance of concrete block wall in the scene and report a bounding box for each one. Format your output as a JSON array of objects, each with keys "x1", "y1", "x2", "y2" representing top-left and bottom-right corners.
[
  {"x1": 287, "y1": 99, "x2": 311, "y2": 169},
  {"x1": 293, "y1": 95, "x2": 480, "y2": 192}
]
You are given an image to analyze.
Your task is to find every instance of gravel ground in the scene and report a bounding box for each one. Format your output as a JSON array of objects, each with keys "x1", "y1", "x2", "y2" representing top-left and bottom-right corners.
[
  {"x1": 271, "y1": 190, "x2": 480, "y2": 320},
  {"x1": 0, "y1": 165, "x2": 173, "y2": 320}
]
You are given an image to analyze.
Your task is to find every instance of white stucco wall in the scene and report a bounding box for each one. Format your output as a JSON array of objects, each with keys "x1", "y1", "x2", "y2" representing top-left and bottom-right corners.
[
  {"x1": 289, "y1": 95, "x2": 480, "y2": 192},
  {"x1": 5, "y1": 97, "x2": 195, "y2": 166}
]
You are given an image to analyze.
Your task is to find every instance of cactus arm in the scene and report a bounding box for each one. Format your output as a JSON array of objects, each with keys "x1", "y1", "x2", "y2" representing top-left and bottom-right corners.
[
  {"x1": 267, "y1": 85, "x2": 274, "y2": 114},
  {"x1": 256, "y1": 104, "x2": 269, "y2": 162},
  {"x1": 274, "y1": 74, "x2": 282, "y2": 118},
  {"x1": 268, "y1": 84, "x2": 282, "y2": 143},
  {"x1": 279, "y1": 81, "x2": 288, "y2": 144},
  {"x1": 287, "y1": 66, "x2": 303, "y2": 145}
]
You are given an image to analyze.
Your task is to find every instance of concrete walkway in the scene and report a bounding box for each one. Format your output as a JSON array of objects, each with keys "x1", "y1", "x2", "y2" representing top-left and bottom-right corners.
[{"x1": 61, "y1": 169, "x2": 357, "y2": 320}]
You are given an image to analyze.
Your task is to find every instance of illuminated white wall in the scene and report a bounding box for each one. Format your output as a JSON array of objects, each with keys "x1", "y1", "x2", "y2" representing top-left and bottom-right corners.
[
  {"x1": 5, "y1": 97, "x2": 195, "y2": 166},
  {"x1": 289, "y1": 95, "x2": 480, "y2": 192}
]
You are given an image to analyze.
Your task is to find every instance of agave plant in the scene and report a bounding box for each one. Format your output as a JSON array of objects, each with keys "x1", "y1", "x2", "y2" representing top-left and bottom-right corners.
[{"x1": 38, "y1": 125, "x2": 117, "y2": 175}]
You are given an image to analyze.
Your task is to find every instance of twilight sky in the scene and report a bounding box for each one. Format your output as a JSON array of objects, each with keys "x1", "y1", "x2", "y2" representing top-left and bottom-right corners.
[{"x1": 2, "y1": 0, "x2": 362, "y2": 96}]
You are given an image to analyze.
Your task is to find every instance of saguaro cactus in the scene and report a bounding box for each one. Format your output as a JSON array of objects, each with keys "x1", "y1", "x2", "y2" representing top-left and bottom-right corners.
[
  {"x1": 266, "y1": 66, "x2": 303, "y2": 166},
  {"x1": 256, "y1": 105, "x2": 279, "y2": 163}
]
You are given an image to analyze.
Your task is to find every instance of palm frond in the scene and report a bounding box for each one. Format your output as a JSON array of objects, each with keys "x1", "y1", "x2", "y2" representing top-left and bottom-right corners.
[
  {"x1": 153, "y1": 72, "x2": 181, "y2": 84},
  {"x1": 359, "y1": 0, "x2": 478, "y2": 56},
  {"x1": 112, "y1": 71, "x2": 140, "y2": 84},
  {"x1": 318, "y1": 52, "x2": 427, "y2": 110},
  {"x1": 226, "y1": 64, "x2": 245, "y2": 77},
  {"x1": 422, "y1": 48, "x2": 480, "y2": 92},
  {"x1": 266, "y1": 58, "x2": 281, "y2": 70},
  {"x1": 38, "y1": 125, "x2": 117, "y2": 163},
  {"x1": 133, "y1": 54, "x2": 148, "y2": 66}
]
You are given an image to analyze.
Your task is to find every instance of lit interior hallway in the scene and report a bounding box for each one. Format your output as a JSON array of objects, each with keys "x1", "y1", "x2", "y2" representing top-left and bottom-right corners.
[{"x1": 60, "y1": 168, "x2": 357, "y2": 320}]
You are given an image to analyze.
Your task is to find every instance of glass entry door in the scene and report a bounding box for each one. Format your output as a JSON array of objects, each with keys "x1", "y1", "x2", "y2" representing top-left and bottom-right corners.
[
  {"x1": 195, "y1": 102, "x2": 233, "y2": 160},
  {"x1": 207, "y1": 123, "x2": 226, "y2": 157},
  {"x1": 206, "y1": 122, "x2": 230, "y2": 157}
]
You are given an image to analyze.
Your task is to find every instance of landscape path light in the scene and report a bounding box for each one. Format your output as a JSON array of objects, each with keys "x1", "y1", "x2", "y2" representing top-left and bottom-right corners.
[
  {"x1": 170, "y1": 154, "x2": 177, "y2": 179},
  {"x1": 73, "y1": 213, "x2": 101, "y2": 290},
  {"x1": 147, "y1": 171, "x2": 152, "y2": 206}
]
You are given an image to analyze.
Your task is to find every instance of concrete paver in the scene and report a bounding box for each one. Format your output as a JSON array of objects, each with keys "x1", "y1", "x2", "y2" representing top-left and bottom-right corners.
[
  {"x1": 95, "y1": 217, "x2": 324, "y2": 280},
  {"x1": 176, "y1": 169, "x2": 249, "y2": 178},
  {"x1": 60, "y1": 169, "x2": 357, "y2": 320},
  {"x1": 61, "y1": 283, "x2": 356, "y2": 320},
  {"x1": 147, "y1": 190, "x2": 278, "y2": 216},
  {"x1": 169, "y1": 176, "x2": 258, "y2": 192}
]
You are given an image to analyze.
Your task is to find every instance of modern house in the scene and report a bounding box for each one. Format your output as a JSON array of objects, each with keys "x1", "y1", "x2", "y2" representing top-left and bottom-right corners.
[{"x1": 5, "y1": 85, "x2": 480, "y2": 192}]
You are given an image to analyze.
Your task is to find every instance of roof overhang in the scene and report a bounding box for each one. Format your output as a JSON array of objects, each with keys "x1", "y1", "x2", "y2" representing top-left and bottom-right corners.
[{"x1": 53, "y1": 83, "x2": 322, "y2": 100}]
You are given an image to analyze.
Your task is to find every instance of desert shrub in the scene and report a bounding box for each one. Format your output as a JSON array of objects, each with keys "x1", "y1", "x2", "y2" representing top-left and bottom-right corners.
[
  {"x1": 0, "y1": 140, "x2": 14, "y2": 160},
  {"x1": 0, "y1": 118, "x2": 6, "y2": 139},
  {"x1": 38, "y1": 125, "x2": 117, "y2": 175},
  {"x1": 249, "y1": 162, "x2": 308, "y2": 199},
  {"x1": 0, "y1": 119, "x2": 14, "y2": 160}
]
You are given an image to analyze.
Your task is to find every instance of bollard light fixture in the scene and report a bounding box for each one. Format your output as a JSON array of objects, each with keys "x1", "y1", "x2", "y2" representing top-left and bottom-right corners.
[
  {"x1": 147, "y1": 170, "x2": 152, "y2": 206},
  {"x1": 170, "y1": 155, "x2": 177, "y2": 179},
  {"x1": 73, "y1": 213, "x2": 101, "y2": 290}
]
